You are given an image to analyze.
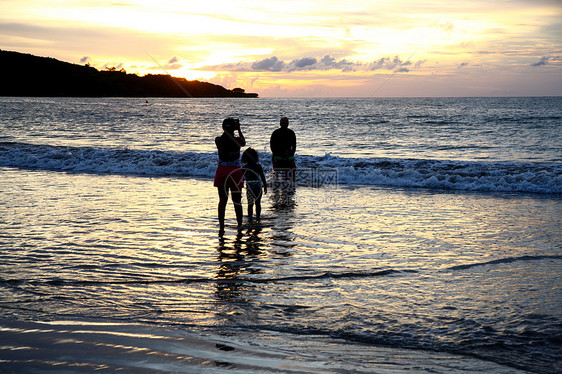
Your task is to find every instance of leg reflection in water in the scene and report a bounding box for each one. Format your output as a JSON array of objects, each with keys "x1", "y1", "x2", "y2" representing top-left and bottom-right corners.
[
  {"x1": 271, "y1": 171, "x2": 296, "y2": 211},
  {"x1": 215, "y1": 228, "x2": 264, "y2": 301}
]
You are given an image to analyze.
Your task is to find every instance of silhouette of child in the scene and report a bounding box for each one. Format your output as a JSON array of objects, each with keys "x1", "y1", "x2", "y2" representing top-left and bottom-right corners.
[{"x1": 241, "y1": 148, "x2": 267, "y2": 222}]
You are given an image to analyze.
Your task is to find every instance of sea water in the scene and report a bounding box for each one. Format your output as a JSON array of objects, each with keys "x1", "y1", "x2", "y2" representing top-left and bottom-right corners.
[{"x1": 0, "y1": 97, "x2": 560, "y2": 373}]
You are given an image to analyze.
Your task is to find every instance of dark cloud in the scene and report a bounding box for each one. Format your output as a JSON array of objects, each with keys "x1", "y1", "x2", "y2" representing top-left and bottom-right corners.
[
  {"x1": 162, "y1": 56, "x2": 182, "y2": 70},
  {"x1": 292, "y1": 57, "x2": 317, "y2": 68},
  {"x1": 285, "y1": 57, "x2": 318, "y2": 72},
  {"x1": 320, "y1": 55, "x2": 336, "y2": 65},
  {"x1": 80, "y1": 56, "x2": 90, "y2": 63},
  {"x1": 368, "y1": 56, "x2": 413, "y2": 71},
  {"x1": 458, "y1": 62, "x2": 469, "y2": 68},
  {"x1": 252, "y1": 56, "x2": 285, "y2": 71},
  {"x1": 318, "y1": 55, "x2": 356, "y2": 71},
  {"x1": 531, "y1": 56, "x2": 550, "y2": 66},
  {"x1": 145, "y1": 56, "x2": 183, "y2": 71}
]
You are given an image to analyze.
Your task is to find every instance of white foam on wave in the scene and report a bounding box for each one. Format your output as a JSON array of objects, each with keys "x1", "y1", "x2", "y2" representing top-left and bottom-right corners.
[
  {"x1": 300, "y1": 153, "x2": 562, "y2": 194},
  {"x1": 1, "y1": 142, "x2": 560, "y2": 194},
  {"x1": 0, "y1": 142, "x2": 217, "y2": 179}
]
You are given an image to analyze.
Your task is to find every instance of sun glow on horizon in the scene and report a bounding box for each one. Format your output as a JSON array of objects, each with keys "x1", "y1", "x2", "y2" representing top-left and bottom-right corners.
[{"x1": 1, "y1": 0, "x2": 560, "y2": 96}]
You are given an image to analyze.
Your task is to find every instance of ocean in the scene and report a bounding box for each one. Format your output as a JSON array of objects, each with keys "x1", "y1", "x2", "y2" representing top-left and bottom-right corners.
[{"x1": 0, "y1": 96, "x2": 560, "y2": 373}]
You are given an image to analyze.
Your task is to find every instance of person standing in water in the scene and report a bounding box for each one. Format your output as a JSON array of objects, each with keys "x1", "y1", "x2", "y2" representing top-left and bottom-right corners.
[
  {"x1": 270, "y1": 117, "x2": 296, "y2": 183},
  {"x1": 214, "y1": 118, "x2": 245, "y2": 235},
  {"x1": 241, "y1": 148, "x2": 267, "y2": 222}
]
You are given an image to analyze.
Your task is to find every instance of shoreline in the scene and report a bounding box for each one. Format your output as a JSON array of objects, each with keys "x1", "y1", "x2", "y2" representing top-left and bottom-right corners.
[{"x1": 0, "y1": 318, "x2": 526, "y2": 373}]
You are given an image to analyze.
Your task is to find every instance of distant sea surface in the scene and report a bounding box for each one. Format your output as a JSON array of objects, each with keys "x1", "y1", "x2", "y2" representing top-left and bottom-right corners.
[{"x1": 0, "y1": 97, "x2": 561, "y2": 373}]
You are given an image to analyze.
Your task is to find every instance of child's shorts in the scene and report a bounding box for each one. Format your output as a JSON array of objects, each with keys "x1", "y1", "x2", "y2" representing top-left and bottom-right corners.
[{"x1": 246, "y1": 180, "x2": 262, "y2": 203}]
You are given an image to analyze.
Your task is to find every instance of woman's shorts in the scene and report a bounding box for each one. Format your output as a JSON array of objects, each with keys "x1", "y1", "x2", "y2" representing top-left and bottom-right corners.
[{"x1": 214, "y1": 166, "x2": 244, "y2": 191}]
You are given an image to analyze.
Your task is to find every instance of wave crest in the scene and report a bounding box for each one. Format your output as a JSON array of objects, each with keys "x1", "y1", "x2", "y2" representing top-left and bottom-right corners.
[{"x1": 1, "y1": 142, "x2": 560, "y2": 194}]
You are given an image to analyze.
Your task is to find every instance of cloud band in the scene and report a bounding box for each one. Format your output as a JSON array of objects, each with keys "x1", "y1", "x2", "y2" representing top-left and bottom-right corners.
[{"x1": 203, "y1": 55, "x2": 421, "y2": 73}]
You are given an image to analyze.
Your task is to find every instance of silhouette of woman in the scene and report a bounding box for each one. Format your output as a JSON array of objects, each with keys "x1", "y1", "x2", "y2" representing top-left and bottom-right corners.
[{"x1": 214, "y1": 118, "x2": 246, "y2": 235}]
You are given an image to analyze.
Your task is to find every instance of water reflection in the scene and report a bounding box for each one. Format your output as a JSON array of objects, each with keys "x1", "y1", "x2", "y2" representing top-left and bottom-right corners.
[
  {"x1": 271, "y1": 175, "x2": 296, "y2": 212},
  {"x1": 215, "y1": 228, "x2": 265, "y2": 301},
  {"x1": 269, "y1": 185, "x2": 298, "y2": 254},
  {"x1": 214, "y1": 181, "x2": 298, "y2": 301}
]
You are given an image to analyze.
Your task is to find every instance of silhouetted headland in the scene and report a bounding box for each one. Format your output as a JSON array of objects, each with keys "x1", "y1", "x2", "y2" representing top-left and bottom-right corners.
[{"x1": 0, "y1": 50, "x2": 258, "y2": 98}]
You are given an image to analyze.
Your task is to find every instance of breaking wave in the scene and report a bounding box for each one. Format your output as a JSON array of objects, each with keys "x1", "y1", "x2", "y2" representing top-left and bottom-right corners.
[{"x1": 1, "y1": 142, "x2": 560, "y2": 194}]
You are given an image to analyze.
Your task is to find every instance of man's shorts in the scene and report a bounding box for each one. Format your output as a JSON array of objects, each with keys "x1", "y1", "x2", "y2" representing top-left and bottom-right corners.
[{"x1": 272, "y1": 155, "x2": 296, "y2": 170}]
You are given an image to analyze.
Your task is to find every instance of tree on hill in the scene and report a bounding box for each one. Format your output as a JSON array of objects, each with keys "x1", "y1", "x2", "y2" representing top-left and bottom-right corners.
[{"x1": 0, "y1": 50, "x2": 258, "y2": 98}]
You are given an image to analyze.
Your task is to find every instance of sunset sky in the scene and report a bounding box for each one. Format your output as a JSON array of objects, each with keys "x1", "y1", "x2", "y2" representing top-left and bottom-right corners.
[{"x1": 1, "y1": 0, "x2": 561, "y2": 97}]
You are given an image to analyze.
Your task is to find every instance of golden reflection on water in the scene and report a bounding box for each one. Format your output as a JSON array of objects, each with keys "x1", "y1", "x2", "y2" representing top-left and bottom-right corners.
[
  {"x1": 214, "y1": 185, "x2": 299, "y2": 303},
  {"x1": 288, "y1": 186, "x2": 557, "y2": 271},
  {"x1": 1, "y1": 168, "x2": 560, "y2": 332}
]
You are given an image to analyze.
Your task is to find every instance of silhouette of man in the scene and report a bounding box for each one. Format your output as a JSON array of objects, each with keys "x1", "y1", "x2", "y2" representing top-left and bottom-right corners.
[{"x1": 270, "y1": 117, "x2": 296, "y2": 183}]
